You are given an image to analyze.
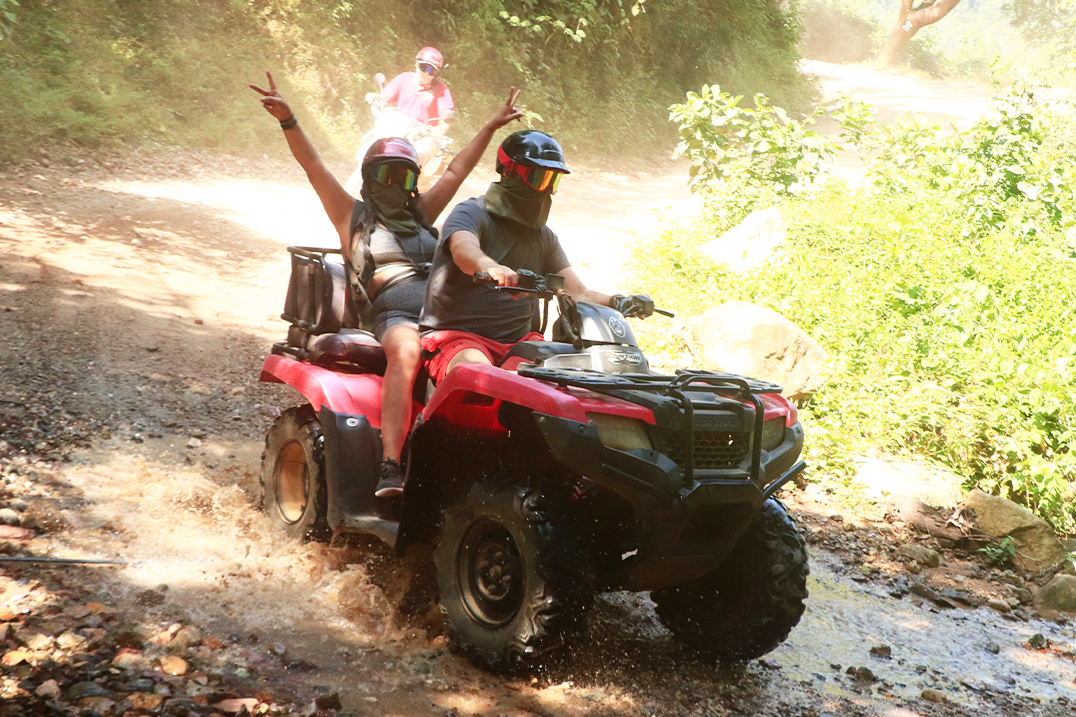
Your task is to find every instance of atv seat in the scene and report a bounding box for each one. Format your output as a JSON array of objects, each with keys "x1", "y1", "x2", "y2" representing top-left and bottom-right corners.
[
  {"x1": 497, "y1": 340, "x2": 578, "y2": 370},
  {"x1": 273, "y1": 246, "x2": 389, "y2": 374},
  {"x1": 305, "y1": 330, "x2": 387, "y2": 374}
]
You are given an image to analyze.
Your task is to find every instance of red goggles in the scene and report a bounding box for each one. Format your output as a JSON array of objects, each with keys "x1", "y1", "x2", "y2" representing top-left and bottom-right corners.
[
  {"x1": 498, "y1": 150, "x2": 564, "y2": 194},
  {"x1": 371, "y1": 162, "x2": 419, "y2": 191}
]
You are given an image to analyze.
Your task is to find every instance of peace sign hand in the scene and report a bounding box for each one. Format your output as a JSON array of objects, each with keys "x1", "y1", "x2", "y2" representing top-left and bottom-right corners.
[
  {"x1": 488, "y1": 87, "x2": 524, "y2": 130},
  {"x1": 248, "y1": 71, "x2": 295, "y2": 123}
]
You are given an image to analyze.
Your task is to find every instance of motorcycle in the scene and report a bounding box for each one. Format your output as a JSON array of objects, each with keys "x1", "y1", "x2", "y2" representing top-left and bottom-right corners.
[
  {"x1": 258, "y1": 246, "x2": 810, "y2": 671},
  {"x1": 342, "y1": 73, "x2": 455, "y2": 196}
]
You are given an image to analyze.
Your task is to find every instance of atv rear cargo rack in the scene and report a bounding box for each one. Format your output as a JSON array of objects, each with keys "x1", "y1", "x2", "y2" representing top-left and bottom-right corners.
[{"x1": 518, "y1": 367, "x2": 802, "y2": 494}]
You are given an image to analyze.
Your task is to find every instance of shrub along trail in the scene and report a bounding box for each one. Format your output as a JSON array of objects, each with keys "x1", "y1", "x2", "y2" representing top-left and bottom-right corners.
[{"x1": 0, "y1": 148, "x2": 1073, "y2": 717}]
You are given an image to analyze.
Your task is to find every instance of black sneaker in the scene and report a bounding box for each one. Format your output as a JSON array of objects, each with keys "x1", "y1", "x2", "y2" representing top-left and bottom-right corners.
[{"x1": 374, "y1": 458, "x2": 405, "y2": 498}]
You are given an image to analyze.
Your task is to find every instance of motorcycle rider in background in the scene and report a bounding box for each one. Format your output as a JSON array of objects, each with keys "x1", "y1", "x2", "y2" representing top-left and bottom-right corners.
[{"x1": 377, "y1": 47, "x2": 455, "y2": 168}]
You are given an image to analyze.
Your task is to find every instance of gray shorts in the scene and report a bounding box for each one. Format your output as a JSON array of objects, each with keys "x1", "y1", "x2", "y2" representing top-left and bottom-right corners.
[{"x1": 371, "y1": 278, "x2": 426, "y2": 342}]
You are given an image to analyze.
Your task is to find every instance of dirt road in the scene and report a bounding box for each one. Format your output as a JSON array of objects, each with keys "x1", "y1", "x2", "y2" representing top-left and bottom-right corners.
[{"x1": 1, "y1": 67, "x2": 1073, "y2": 717}]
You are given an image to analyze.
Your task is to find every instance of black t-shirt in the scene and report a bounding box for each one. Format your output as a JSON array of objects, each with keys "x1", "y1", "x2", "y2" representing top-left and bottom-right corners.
[{"x1": 419, "y1": 197, "x2": 570, "y2": 342}]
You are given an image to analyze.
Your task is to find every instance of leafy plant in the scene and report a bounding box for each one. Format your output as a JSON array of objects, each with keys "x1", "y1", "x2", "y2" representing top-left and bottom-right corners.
[
  {"x1": 0, "y1": 0, "x2": 17, "y2": 41},
  {"x1": 0, "y1": 0, "x2": 810, "y2": 165},
  {"x1": 860, "y1": 81, "x2": 1076, "y2": 238},
  {"x1": 669, "y1": 86, "x2": 839, "y2": 205},
  {"x1": 979, "y1": 537, "x2": 1017, "y2": 567},
  {"x1": 631, "y1": 80, "x2": 1076, "y2": 532}
]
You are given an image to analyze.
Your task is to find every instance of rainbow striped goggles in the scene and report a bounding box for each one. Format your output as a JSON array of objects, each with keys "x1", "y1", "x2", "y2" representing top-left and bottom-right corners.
[
  {"x1": 504, "y1": 162, "x2": 563, "y2": 194},
  {"x1": 371, "y1": 163, "x2": 419, "y2": 191}
]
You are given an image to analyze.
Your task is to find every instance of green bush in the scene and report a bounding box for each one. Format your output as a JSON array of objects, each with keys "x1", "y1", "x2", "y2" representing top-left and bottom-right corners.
[
  {"x1": 0, "y1": 0, "x2": 812, "y2": 165},
  {"x1": 632, "y1": 81, "x2": 1076, "y2": 531},
  {"x1": 669, "y1": 86, "x2": 837, "y2": 217}
]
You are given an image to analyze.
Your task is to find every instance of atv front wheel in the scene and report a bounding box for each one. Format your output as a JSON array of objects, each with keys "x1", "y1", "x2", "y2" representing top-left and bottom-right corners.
[
  {"x1": 434, "y1": 480, "x2": 592, "y2": 671},
  {"x1": 651, "y1": 499, "x2": 808, "y2": 661},
  {"x1": 260, "y1": 405, "x2": 329, "y2": 541}
]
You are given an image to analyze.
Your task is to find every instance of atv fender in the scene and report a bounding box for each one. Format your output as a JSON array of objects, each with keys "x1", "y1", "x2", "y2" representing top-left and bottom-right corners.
[
  {"x1": 420, "y1": 363, "x2": 653, "y2": 431},
  {"x1": 260, "y1": 353, "x2": 422, "y2": 427}
]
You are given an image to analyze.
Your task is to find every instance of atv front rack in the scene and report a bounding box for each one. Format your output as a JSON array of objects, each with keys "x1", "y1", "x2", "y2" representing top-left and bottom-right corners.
[{"x1": 518, "y1": 367, "x2": 791, "y2": 489}]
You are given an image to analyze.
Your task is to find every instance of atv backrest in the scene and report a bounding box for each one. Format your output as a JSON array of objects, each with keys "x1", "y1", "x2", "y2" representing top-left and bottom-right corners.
[{"x1": 281, "y1": 246, "x2": 360, "y2": 339}]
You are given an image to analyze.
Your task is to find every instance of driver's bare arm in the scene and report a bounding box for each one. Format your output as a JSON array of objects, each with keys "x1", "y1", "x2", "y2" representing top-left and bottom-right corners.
[
  {"x1": 418, "y1": 88, "x2": 524, "y2": 223},
  {"x1": 447, "y1": 230, "x2": 518, "y2": 286},
  {"x1": 561, "y1": 266, "x2": 612, "y2": 307},
  {"x1": 249, "y1": 71, "x2": 355, "y2": 259}
]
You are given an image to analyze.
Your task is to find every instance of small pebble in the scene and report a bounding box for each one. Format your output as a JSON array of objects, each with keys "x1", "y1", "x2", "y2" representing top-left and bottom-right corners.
[{"x1": 921, "y1": 688, "x2": 946, "y2": 703}]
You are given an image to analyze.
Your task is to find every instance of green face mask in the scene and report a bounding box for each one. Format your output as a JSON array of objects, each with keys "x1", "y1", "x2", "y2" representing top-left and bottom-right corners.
[
  {"x1": 367, "y1": 181, "x2": 419, "y2": 237},
  {"x1": 484, "y1": 174, "x2": 553, "y2": 229}
]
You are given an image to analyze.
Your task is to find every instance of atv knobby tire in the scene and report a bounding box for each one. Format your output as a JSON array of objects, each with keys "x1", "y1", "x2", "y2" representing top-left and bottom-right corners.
[
  {"x1": 652, "y1": 499, "x2": 808, "y2": 661},
  {"x1": 260, "y1": 405, "x2": 329, "y2": 542},
  {"x1": 434, "y1": 479, "x2": 592, "y2": 672}
]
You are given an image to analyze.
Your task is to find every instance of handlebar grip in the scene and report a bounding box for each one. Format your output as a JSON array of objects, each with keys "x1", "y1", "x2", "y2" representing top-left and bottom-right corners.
[{"x1": 654, "y1": 308, "x2": 675, "y2": 318}]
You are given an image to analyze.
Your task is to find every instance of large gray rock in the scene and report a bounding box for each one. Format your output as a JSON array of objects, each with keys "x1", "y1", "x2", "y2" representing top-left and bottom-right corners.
[
  {"x1": 699, "y1": 207, "x2": 787, "y2": 273},
  {"x1": 963, "y1": 490, "x2": 1068, "y2": 574},
  {"x1": 854, "y1": 456, "x2": 965, "y2": 509},
  {"x1": 686, "y1": 302, "x2": 828, "y2": 401},
  {"x1": 1035, "y1": 575, "x2": 1076, "y2": 612}
]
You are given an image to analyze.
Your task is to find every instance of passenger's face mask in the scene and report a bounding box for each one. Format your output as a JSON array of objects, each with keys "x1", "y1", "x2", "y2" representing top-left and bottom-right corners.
[{"x1": 366, "y1": 178, "x2": 418, "y2": 237}]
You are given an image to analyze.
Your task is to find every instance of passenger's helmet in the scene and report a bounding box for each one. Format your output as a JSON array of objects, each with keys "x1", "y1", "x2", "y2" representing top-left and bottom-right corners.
[
  {"x1": 415, "y1": 47, "x2": 444, "y2": 70},
  {"x1": 496, "y1": 130, "x2": 571, "y2": 174},
  {"x1": 362, "y1": 137, "x2": 421, "y2": 171}
]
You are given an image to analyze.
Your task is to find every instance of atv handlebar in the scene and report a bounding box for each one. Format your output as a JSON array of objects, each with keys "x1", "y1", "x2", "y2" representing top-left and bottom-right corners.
[
  {"x1": 473, "y1": 270, "x2": 674, "y2": 318},
  {"x1": 473, "y1": 270, "x2": 565, "y2": 298}
]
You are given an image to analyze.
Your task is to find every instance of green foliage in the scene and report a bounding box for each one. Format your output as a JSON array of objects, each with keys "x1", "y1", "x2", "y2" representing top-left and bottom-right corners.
[
  {"x1": 0, "y1": 0, "x2": 810, "y2": 165},
  {"x1": 632, "y1": 81, "x2": 1076, "y2": 532},
  {"x1": 863, "y1": 81, "x2": 1076, "y2": 237},
  {"x1": 979, "y1": 536, "x2": 1017, "y2": 567},
  {"x1": 669, "y1": 86, "x2": 837, "y2": 209},
  {"x1": 0, "y1": 0, "x2": 17, "y2": 41}
]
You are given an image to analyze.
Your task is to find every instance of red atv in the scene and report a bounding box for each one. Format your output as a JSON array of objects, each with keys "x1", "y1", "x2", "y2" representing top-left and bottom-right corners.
[{"x1": 259, "y1": 246, "x2": 809, "y2": 671}]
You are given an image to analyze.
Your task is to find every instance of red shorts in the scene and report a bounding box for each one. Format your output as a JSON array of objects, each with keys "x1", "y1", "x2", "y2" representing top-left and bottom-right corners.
[{"x1": 422, "y1": 330, "x2": 545, "y2": 383}]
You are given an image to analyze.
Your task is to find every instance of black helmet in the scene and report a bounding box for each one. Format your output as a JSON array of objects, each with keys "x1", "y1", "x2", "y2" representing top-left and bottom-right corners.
[{"x1": 496, "y1": 130, "x2": 571, "y2": 174}]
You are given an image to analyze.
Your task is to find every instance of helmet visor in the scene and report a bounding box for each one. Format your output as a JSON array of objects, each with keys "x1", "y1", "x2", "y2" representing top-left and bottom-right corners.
[
  {"x1": 508, "y1": 163, "x2": 563, "y2": 194},
  {"x1": 416, "y1": 62, "x2": 438, "y2": 75},
  {"x1": 371, "y1": 163, "x2": 419, "y2": 191}
]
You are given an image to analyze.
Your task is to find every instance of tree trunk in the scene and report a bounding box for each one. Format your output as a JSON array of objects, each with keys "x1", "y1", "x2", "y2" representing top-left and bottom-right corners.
[{"x1": 877, "y1": 0, "x2": 963, "y2": 67}]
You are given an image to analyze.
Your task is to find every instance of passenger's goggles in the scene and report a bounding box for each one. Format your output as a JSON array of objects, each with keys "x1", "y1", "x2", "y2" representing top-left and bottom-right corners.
[
  {"x1": 416, "y1": 62, "x2": 438, "y2": 75},
  {"x1": 502, "y1": 161, "x2": 564, "y2": 194},
  {"x1": 370, "y1": 162, "x2": 419, "y2": 191}
]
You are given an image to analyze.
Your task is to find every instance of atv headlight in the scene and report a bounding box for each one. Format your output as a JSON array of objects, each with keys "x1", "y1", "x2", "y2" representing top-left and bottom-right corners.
[
  {"x1": 761, "y1": 417, "x2": 786, "y2": 451},
  {"x1": 587, "y1": 413, "x2": 653, "y2": 452}
]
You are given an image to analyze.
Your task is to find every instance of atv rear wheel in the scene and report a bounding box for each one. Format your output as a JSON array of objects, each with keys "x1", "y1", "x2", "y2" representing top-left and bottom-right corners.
[
  {"x1": 434, "y1": 479, "x2": 592, "y2": 672},
  {"x1": 651, "y1": 499, "x2": 808, "y2": 661},
  {"x1": 260, "y1": 405, "x2": 329, "y2": 542}
]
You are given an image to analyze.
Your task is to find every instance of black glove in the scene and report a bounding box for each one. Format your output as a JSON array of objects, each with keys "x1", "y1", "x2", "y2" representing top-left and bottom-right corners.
[{"x1": 609, "y1": 293, "x2": 655, "y2": 319}]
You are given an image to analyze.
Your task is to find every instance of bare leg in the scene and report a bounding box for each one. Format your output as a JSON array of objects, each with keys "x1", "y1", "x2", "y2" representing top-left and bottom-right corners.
[
  {"x1": 446, "y1": 347, "x2": 492, "y2": 375},
  {"x1": 379, "y1": 324, "x2": 423, "y2": 463}
]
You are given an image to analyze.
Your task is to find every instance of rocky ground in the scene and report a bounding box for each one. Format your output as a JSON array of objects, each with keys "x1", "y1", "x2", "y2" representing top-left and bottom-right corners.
[{"x1": 1, "y1": 145, "x2": 1075, "y2": 717}]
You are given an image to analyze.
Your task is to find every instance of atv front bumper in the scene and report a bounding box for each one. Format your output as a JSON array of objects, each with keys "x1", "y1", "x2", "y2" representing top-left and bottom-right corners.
[{"x1": 532, "y1": 411, "x2": 805, "y2": 591}]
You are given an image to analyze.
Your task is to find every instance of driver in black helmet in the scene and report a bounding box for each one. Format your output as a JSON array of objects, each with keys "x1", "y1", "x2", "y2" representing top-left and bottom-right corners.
[{"x1": 419, "y1": 130, "x2": 654, "y2": 383}]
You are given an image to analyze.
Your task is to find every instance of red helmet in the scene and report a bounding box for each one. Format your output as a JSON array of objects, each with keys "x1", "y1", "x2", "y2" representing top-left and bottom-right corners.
[
  {"x1": 415, "y1": 47, "x2": 443, "y2": 70},
  {"x1": 362, "y1": 137, "x2": 420, "y2": 171}
]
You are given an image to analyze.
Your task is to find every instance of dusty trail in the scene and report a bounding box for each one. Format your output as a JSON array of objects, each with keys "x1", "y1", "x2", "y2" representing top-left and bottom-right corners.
[{"x1": 0, "y1": 64, "x2": 1073, "y2": 717}]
